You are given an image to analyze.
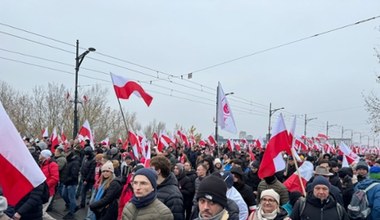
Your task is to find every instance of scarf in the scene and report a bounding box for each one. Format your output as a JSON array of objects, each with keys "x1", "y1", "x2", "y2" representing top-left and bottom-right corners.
[
  {"x1": 198, "y1": 209, "x2": 228, "y2": 220},
  {"x1": 131, "y1": 191, "x2": 157, "y2": 209},
  {"x1": 253, "y1": 206, "x2": 278, "y2": 220},
  {"x1": 94, "y1": 182, "x2": 106, "y2": 202}
]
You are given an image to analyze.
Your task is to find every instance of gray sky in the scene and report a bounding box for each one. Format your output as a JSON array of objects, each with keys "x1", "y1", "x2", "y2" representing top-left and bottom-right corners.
[{"x1": 1, "y1": 1, "x2": 380, "y2": 144}]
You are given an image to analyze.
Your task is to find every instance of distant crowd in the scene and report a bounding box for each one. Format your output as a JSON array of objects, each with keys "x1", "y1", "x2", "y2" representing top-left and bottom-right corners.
[{"x1": 1, "y1": 137, "x2": 380, "y2": 220}]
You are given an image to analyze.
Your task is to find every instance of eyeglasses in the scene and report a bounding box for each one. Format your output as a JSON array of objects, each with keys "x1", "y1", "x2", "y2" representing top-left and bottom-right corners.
[{"x1": 261, "y1": 198, "x2": 276, "y2": 204}]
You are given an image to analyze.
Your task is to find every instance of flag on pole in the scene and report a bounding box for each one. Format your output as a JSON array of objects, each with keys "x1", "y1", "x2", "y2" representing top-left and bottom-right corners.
[
  {"x1": 50, "y1": 127, "x2": 59, "y2": 152},
  {"x1": 258, "y1": 113, "x2": 291, "y2": 179},
  {"x1": 78, "y1": 120, "x2": 94, "y2": 148},
  {"x1": 283, "y1": 160, "x2": 314, "y2": 193},
  {"x1": 217, "y1": 82, "x2": 237, "y2": 134},
  {"x1": 110, "y1": 73, "x2": 153, "y2": 106},
  {"x1": 61, "y1": 128, "x2": 67, "y2": 143},
  {"x1": 0, "y1": 101, "x2": 46, "y2": 206},
  {"x1": 208, "y1": 135, "x2": 217, "y2": 147},
  {"x1": 177, "y1": 130, "x2": 189, "y2": 147}
]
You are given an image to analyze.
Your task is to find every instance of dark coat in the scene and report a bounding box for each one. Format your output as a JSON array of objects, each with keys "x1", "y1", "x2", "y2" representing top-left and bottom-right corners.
[
  {"x1": 61, "y1": 152, "x2": 80, "y2": 186},
  {"x1": 290, "y1": 191, "x2": 348, "y2": 220},
  {"x1": 157, "y1": 172, "x2": 184, "y2": 220},
  {"x1": 15, "y1": 183, "x2": 44, "y2": 220},
  {"x1": 177, "y1": 168, "x2": 195, "y2": 211},
  {"x1": 330, "y1": 173, "x2": 343, "y2": 190},
  {"x1": 185, "y1": 170, "x2": 197, "y2": 184},
  {"x1": 90, "y1": 178, "x2": 123, "y2": 220},
  {"x1": 80, "y1": 155, "x2": 96, "y2": 184},
  {"x1": 306, "y1": 179, "x2": 344, "y2": 206},
  {"x1": 233, "y1": 182, "x2": 256, "y2": 209},
  {"x1": 245, "y1": 170, "x2": 260, "y2": 192}
]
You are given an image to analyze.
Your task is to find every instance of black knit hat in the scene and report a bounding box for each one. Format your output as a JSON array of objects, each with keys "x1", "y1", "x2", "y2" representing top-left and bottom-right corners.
[
  {"x1": 356, "y1": 160, "x2": 369, "y2": 172},
  {"x1": 134, "y1": 168, "x2": 158, "y2": 190},
  {"x1": 312, "y1": 176, "x2": 330, "y2": 190},
  {"x1": 196, "y1": 175, "x2": 227, "y2": 208}
]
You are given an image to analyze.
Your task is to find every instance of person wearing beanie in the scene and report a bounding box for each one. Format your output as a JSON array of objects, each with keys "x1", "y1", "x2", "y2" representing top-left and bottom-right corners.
[
  {"x1": 248, "y1": 189, "x2": 288, "y2": 220},
  {"x1": 354, "y1": 169, "x2": 380, "y2": 220},
  {"x1": 214, "y1": 158, "x2": 223, "y2": 172},
  {"x1": 89, "y1": 160, "x2": 123, "y2": 220},
  {"x1": 290, "y1": 176, "x2": 348, "y2": 220},
  {"x1": 174, "y1": 163, "x2": 195, "y2": 220},
  {"x1": 257, "y1": 174, "x2": 289, "y2": 206},
  {"x1": 194, "y1": 175, "x2": 229, "y2": 220},
  {"x1": 39, "y1": 149, "x2": 59, "y2": 220},
  {"x1": 355, "y1": 160, "x2": 369, "y2": 183},
  {"x1": 122, "y1": 168, "x2": 173, "y2": 220}
]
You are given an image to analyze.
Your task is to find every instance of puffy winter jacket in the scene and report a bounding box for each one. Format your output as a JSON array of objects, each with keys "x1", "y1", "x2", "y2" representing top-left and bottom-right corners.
[{"x1": 157, "y1": 172, "x2": 184, "y2": 220}]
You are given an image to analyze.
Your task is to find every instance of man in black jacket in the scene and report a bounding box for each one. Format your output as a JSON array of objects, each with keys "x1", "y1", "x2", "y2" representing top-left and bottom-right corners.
[
  {"x1": 174, "y1": 163, "x2": 195, "y2": 220},
  {"x1": 150, "y1": 156, "x2": 184, "y2": 220},
  {"x1": 61, "y1": 149, "x2": 80, "y2": 219},
  {"x1": 13, "y1": 183, "x2": 44, "y2": 220},
  {"x1": 79, "y1": 146, "x2": 96, "y2": 208}
]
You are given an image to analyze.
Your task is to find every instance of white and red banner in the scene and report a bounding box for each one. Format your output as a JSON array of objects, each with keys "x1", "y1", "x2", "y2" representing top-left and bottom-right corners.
[
  {"x1": 283, "y1": 160, "x2": 314, "y2": 194},
  {"x1": 41, "y1": 126, "x2": 49, "y2": 138},
  {"x1": 217, "y1": 82, "x2": 237, "y2": 134},
  {"x1": 101, "y1": 137, "x2": 110, "y2": 146},
  {"x1": 50, "y1": 127, "x2": 59, "y2": 152},
  {"x1": 110, "y1": 73, "x2": 153, "y2": 107},
  {"x1": 177, "y1": 130, "x2": 189, "y2": 146},
  {"x1": 0, "y1": 101, "x2": 46, "y2": 206},
  {"x1": 208, "y1": 135, "x2": 217, "y2": 147},
  {"x1": 258, "y1": 113, "x2": 291, "y2": 179},
  {"x1": 78, "y1": 120, "x2": 94, "y2": 148}
]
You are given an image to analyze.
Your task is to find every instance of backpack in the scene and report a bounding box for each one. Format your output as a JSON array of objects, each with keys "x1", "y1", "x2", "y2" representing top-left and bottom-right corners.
[
  {"x1": 41, "y1": 181, "x2": 50, "y2": 204},
  {"x1": 347, "y1": 182, "x2": 379, "y2": 219}
]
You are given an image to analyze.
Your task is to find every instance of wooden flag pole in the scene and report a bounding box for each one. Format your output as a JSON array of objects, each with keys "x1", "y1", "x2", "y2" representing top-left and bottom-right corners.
[{"x1": 291, "y1": 149, "x2": 307, "y2": 196}]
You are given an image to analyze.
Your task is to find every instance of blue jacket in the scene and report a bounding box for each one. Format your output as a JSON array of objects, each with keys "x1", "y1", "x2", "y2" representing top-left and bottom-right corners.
[{"x1": 355, "y1": 178, "x2": 380, "y2": 220}]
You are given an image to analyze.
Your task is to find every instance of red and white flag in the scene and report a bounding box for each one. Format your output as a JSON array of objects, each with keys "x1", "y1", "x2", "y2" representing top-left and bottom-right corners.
[
  {"x1": 283, "y1": 160, "x2": 314, "y2": 194},
  {"x1": 217, "y1": 82, "x2": 237, "y2": 134},
  {"x1": 208, "y1": 135, "x2": 217, "y2": 147},
  {"x1": 78, "y1": 120, "x2": 94, "y2": 148},
  {"x1": 258, "y1": 113, "x2": 291, "y2": 179},
  {"x1": 339, "y1": 142, "x2": 359, "y2": 162},
  {"x1": 110, "y1": 73, "x2": 153, "y2": 107},
  {"x1": 41, "y1": 126, "x2": 49, "y2": 138},
  {"x1": 0, "y1": 102, "x2": 46, "y2": 206},
  {"x1": 61, "y1": 128, "x2": 67, "y2": 143},
  {"x1": 128, "y1": 131, "x2": 141, "y2": 159},
  {"x1": 177, "y1": 130, "x2": 189, "y2": 146},
  {"x1": 50, "y1": 127, "x2": 59, "y2": 152}
]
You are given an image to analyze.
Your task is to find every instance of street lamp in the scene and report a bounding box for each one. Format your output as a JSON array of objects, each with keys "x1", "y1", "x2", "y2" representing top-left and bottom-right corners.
[
  {"x1": 304, "y1": 114, "x2": 317, "y2": 137},
  {"x1": 267, "y1": 103, "x2": 284, "y2": 142},
  {"x1": 73, "y1": 40, "x2": 96, "y2": 139},
  {"x1": 214, "y1": 88, "x2": 234, "y2": 144},
  {"x1": 326, "y1": 121, "x2": 338, "y2": 137}
]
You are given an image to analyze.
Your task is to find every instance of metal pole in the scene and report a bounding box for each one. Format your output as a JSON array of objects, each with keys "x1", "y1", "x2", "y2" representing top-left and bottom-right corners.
[
  {"x1": 326, "y1": 121, "x2": 329, "y2": 137},
  {"x1": 268, "y1": 102, "x2": 272, "y2": 142},
  {"x1": 215, "y1": 83, "x2": 219, "y2": 154},
  {"x1": 341, "y1": 126, "x2": 344, "y2": 139},
  {"x1": 304, "y1": 114, "x2": 307, "y2": 137},
  {"x1": 73, "y1": 40, "x2": 79, "y2": 139}
]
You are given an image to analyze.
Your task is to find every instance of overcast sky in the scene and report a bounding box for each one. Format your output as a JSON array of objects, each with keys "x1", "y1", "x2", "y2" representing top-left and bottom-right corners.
[{"x1": 1, "y1": 1, "x2": 380, "y2": 144}]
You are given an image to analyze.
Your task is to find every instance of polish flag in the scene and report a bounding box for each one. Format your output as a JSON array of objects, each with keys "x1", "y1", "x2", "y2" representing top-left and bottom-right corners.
[
  {"x1": 226, "y1": 139, "x2": 234, "y2": 152},
  {"x1": 122, "y1": 138, "x2": 129, "y2": 150},
  {"x1": 198, "y1": 140, "x2": 206, "y2": 148},
  {"x1": 254, "y1": 138, "x2": 263, "y2": 151},
  {"x1": 144, "y1": 142, "x2": 151, "y2": 168},
  {"x1": 78, "y1": 120, "x2": 94, "y2": 148},
  {"x1": 234, "y1": 141, "x2": 241, "y2": 152},
  {"x1": 283, "y1": 160, "x2": 314, "y2": 194},
  {"x1": 117, "y1": 136, "x2": 123, "y2": 144},
  {"x1": 258, "y1": 113, "x2": 291, "y2": 179},
  {"x1": 177, "y1": 130, "x2": 189, "y2": 146},
  {"x1": 208, "y1": 135, "x2": 217, "y2": 147},
  {"x1": 50, "y1": 127, "x2": 59, "y2": 152},
  {"x1": 110, "y1": 73, "x2": 153, "y2": 107},
  {"x1": 41, "y1": 127, "x2": 49, "y2": 138},
  {"x1": 0, "y1": 102, "x2": 46, "y2": 206},
  {"x1": 288, "y1": 116, "x2": 302, "y2": 162},
  {"x1": 101, "y1": 137, "x2": 110, "y2": 146},
  {"x1": 152, "y1": 132, "x2": 159, "y2": 145},
  {"x1": 339, "y1": 142, "x2": 359, "y2": 162},
  {"x1": 128, "y1": 131, "x2": 141, "y2": 159},
  {"x1": 217, "y1": 82, "x2": 237, "y2": 134},
  {"x1": 317, "y1": 133, "x2": 329, "y2": 140},
  {"x1": 61, "y1": 128, "x2": 67, "y2": 143}
]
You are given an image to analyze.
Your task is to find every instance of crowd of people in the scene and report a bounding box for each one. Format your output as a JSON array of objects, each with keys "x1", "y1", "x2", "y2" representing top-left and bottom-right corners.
[{"x1": 1, "y1": 136, "x2": 380, "y2": 220}]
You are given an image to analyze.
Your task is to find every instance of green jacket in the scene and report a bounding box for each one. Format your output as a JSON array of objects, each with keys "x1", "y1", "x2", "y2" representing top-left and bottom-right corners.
[{"x1": 122, "y1": 198, "x2": 173, "y2": 220}]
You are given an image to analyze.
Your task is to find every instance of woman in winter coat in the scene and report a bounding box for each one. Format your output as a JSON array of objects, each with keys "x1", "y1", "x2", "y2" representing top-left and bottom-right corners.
[
  {"x1": 122, "y1": 168, "x2": 173, "y2": 220},
  {"x1": 89, "y1": 161, "x2": 123, "y2": 220},
  {"x1": 248, "y1": 189, "x2": 289, "y2": 220}
]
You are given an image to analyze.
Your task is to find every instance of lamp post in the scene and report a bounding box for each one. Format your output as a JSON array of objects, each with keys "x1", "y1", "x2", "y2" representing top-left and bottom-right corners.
[
  {"x1": 267, "y1": 103, "x2": 284, "y2": 142},
  {"x1": 326, "y1": 121, "x2": 338, "y2": 137},
  {"x1": 214, "y1": 85, "x2": 234, "y2": 145},
  {"x1": 73, "y1": 40, "x2": 96, "y2": 139},
  {"x1": 304, "y1": 114, "x2": 317, "y2": 137}
]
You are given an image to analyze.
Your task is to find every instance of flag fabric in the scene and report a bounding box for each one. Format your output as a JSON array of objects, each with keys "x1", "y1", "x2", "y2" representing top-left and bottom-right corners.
[
  {"x1": 226, "y1": 139, "x2": 234, "y2": 152},
  {"x1": 208, "y1": 135, "x2": 217, "y2": 147},
  {"x1": 217, "y1": 82, "x2": 237, "y2": 134},
  {"x1": 61, "y1": 128, "x2": 67, "y2": 143},
  {"x1": 339, "y1": 142, "x2": 360, "y2": 162},
  {"x1": 258, "y1": 113, "x2": 291, "y2": 179},
  {"x1": 78, "y1": 120, "x2": 94, "y2": 148},
  {"x1": 101, "y1": 137, "x2": 110, "y2": 146},
  {"x1": 110, "y1": 73, "x2": 153, "y2": 106},
  {"x1": 283, "y1": 161, "x2": 314, "y2": 194},
  {"x1": 41, "y1": 126, "x2": 49, "y2": 138},
  {"x1": 0, "y1": 101, "x2": 46, "y2": 206},
  {"x1": 152, "y1": 133, "x2": 159, "y2": 145},
  {"x1": 177, "y1": 130, "x2": 189, "y2": 146},
  {"x1": 50, "y1": 127, "x2": 59, "y2": 152}
]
